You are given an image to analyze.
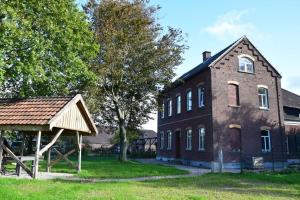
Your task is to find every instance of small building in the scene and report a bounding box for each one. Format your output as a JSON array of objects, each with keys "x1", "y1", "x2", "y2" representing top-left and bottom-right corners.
[
  {"x1": 130, "y1": 130, "x2": 157, "y2": 153},
  {"x1": 282, "y1": 89, "x2": 300, "y2": 161},
  {"x1": 0, "y1": 94, "x2": 97, "y2": 179},
  {"x1": 83, "y1": 126, "x2": 117, "y2": 150}
]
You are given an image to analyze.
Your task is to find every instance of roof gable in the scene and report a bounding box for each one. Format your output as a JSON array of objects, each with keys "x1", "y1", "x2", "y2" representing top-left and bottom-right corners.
[{"x1": 177, "y1": 36, "x2": 281, "y2": 83}]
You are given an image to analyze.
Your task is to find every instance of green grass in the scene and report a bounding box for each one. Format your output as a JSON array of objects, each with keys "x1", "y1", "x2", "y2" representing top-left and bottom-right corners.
[
  {"x1": 0, "y1": 172, "x2": 300, "y2": 199},
  {"x1": 39, "y1": 156, "x2": 188, "y2": 178}
]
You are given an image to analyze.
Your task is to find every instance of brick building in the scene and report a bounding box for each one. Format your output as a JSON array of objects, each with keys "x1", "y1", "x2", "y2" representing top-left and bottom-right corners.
[{"x1": 157, "y1": 36, "x2": 294, "y2": 170}]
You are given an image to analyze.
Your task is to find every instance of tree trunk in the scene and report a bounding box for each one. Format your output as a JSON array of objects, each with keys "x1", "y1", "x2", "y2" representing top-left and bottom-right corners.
[{"x1": 119, "y1": 122, "x2": 128, "y2": 161}]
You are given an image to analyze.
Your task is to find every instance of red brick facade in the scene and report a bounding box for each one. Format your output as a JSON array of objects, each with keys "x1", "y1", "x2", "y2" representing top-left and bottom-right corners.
[{"x1": 157, "y1": 37, "x2": 286, "y2": 169}]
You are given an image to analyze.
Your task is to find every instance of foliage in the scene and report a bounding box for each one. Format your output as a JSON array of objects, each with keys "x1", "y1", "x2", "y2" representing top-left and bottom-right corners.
[
  {"x1": 110, "y1": 127, "x2": 139, "y2": 144},
  {"x1": 1, "y1": 172, "x2": 300, "y2": 199},
  {"x1": 84, "y1": 0, "x2": 186, "y2": 160},
  {"x1": 0, "y1": 0, "x2": 99, "y2": 97}
]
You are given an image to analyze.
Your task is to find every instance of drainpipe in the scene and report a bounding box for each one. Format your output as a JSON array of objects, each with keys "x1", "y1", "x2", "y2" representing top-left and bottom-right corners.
[{"x1": 275, "y1": 76, "x2": 285, "y2": 168}]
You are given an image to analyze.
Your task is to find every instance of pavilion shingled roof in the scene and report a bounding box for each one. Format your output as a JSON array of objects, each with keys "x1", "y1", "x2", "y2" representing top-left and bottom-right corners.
[{"x1": 0, "y1": 97, "x2": 73, "y2": 125}]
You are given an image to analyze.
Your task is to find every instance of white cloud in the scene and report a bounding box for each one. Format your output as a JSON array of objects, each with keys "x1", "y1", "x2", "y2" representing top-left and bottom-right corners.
[{"x1": 204, "y1": 10, "x2": 262, "y2": 39}]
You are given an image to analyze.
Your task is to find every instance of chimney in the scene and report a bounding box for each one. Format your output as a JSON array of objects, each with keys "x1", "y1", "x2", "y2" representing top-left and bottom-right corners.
[{"x1": 202, "y1": 51, "x2": 211, "y2": 62}]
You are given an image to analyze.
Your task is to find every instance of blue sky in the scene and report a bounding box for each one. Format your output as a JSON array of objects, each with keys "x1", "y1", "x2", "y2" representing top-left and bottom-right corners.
[{"x1": 76, "y1": 0, "x2": 300, "y2": 130}]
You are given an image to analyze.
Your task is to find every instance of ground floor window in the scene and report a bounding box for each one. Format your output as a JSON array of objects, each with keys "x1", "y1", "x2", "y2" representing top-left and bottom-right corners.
[
  {"x1": 160, "y1": 132, "x2": 164, "y2": 149},
  {"x1": 198, "y1": 127, "x2": 205, "y2": 151},
  {"x1": 167, "y1": 130, "x2": 172, "y2": 150},
  {"x1": 186, "y1": 129, "x2": 192, "y2": 150},
  {"x1": 261, "y1": 130, "x2": 271, "y2": 152}
]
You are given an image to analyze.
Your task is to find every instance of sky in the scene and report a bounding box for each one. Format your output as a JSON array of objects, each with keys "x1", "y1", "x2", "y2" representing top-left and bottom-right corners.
[{"x1": 76, "y1": 0, "x2": 300, "y2": 131}]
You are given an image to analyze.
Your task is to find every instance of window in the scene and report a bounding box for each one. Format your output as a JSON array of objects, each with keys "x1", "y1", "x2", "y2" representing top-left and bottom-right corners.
[
  {"x1": 258, "y1": 87, "x2": 269, "y2": 109},
  {"x1": 198, "y1": 127, "x2": 205, "y2": 151},
  {"x1": 239, "y1": 57, "x2": 254, "y2": 73},
  {"x1": 186, "y1": 129, "x2": 192, "y2": 150},
  {"x1": 176, "y1": 95, "x2": 181, "y2": 114},
  {"x1": 160, "y1": 132, "x2": 164, "y2": 149},
  {"x1": 186, "y1": 90, "x2": 192, "y2": 111},
  {"x1": 167, "y1": 99, "x2": 172, "y2": 116},
  {"x1": 167, "y1": 130, "x2": 172, "y2": 150},
  {"x1": 161, "y1": 103, "x2": 165, "y2": 119},
  {"x1": 228, "y1": 84, "x2": 240, "y2": 106},
  {"x1": 198, "y1": 87, "x2": 205, "y2": 108},
  {"x1": 261, "y1": 130, "x2": 271, "y2": 152}
]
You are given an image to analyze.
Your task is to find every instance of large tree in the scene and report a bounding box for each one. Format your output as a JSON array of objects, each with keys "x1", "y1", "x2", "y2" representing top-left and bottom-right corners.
[
  {"x1": 85, "y1": 0, "x2": 186, "y2": 161},
  {"x1": 0, "y1": 0, "x2": 99, "y2": 97}
]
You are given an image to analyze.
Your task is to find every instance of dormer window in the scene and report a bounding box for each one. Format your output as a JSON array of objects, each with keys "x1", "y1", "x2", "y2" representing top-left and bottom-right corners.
[{"x1": 239, "y1": 57, "x2": 254, "y2": 73}]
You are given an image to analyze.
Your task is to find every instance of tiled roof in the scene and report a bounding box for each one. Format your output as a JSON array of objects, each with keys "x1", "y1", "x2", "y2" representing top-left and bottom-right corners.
[
  {"x1": 282, "y1": 89, "x2": 300, "y2": 109},
  {"x1": 0, "y1": 97, "x2": 73, "y2": 125}
]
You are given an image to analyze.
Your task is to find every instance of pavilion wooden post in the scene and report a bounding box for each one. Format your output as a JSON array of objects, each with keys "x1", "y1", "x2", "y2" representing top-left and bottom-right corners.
[
  {"x1": 46, "y1": 148, "x2": 51, "y2": 172},
  {"x1": 0, "y1": 131, "x2": 3, "y2": 172},
  {"x1": 76, "y1": 131, "x2": 82, "y2": 173},
  {"x1": 33, "y1": 130, "x2": 41, "y2": 179},
  {"x1": 20, "y1": 133, "x2": 26, "y2": 156}
]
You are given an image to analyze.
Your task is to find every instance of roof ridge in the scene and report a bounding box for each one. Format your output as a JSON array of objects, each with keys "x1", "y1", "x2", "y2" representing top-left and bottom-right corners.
[
  {"x1": 178, "y1": 36, "x2": 244, "y2": 81},
  {"x1": 0, "y1": 95, "x2": 76, "y2": 101}
]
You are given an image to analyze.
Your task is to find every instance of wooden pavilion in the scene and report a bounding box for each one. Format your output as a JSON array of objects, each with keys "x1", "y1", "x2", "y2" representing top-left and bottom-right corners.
[{"x1": 0, "y1": 94, "x2": 97, "y2": 179}]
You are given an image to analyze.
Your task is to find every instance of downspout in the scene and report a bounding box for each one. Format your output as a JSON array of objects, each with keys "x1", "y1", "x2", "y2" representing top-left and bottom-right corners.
[{"x1": 275, "y1": 76, "x2": 285, "y2": 168}]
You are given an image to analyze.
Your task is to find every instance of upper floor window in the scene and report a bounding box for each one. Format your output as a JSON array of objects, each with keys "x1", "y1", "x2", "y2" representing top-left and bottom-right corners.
[
  {"x1": 160, "y1": 103, "x2": 165, "y2": 119},
  {"x1": 176, "y1": 95, "x2": 181, "y2": 114},
  {"x1": 198, "y1": 127, "x2": 205, "y2": 151},
  {"x1": 239, "y1": 57, "x2": 254, "y2": 73},
  {"x1": 160, "y1": 132, "x2": 164, "y2": 149},
  {"x1": 167, "y1": 130, "x2": 172, "y2": 150},
  {"x1": 228, "y1": 83, "x2": 240, "y2": 107},
  {"x1": 258, "y1": 87, "x2": 269, "y2": 109},
  {"x1": 198, "y1": 87, "x2": 205, "y2": 108},
  {"x1": 167, "y1": 99, "x2": 172, "y2": 117},
  {"x1": 261, "y1": 129, "x2": 271, "y2": 152},
  {"x1": 186, "y1": 128, "x2": 192, "y2": 150},
  {"x1": 186, "y1": 90, "x2": 192, "y2": 111}
]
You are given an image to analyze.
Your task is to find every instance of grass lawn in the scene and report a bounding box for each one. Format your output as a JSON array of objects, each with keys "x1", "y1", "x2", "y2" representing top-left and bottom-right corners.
[
  {"x1": 39, "y1": 156, "x2": 188, "y2": 178},
  {"x1": 0, "y1": 172, "x2": 300, "y2": 199}
]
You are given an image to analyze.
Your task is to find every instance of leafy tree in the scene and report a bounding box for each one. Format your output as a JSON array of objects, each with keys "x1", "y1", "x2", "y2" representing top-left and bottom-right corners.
[
  {"x1": 0, "y1": 0, "x2": 99, "y2": 97},
  {"x1": 85, "y1": 0, "x2": 186, "y2": 161}
]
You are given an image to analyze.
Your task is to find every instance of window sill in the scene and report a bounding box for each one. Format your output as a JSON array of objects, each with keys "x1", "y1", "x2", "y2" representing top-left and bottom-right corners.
[
  {"x1": 228, "y1": 105, "x2": 240, "y2": 108},
  {"x1": 167, "y1": 148, "x2": 172, "y2": 151},
  {"x1": 262, "y1": 150, "x2": 271, "y2": 153},
  {"x1": 259, "y1": 107, "x2": 270, "y2": 111},
  {"x1": 187, "y1": 109, "x2": 192, "y2": 112},
  {"x1": 198, "y1": 106, "x2": 205, "y2": 109},
  {"x1": 238, "y1": 70, "x2": 255, "y2": 75},
  {"x1": 185, "y1": 148, "x2": 192, "y2": 151}
]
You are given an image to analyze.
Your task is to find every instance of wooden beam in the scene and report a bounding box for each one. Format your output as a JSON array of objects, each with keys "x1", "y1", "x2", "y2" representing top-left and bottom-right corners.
[
  {"x1": 76, "y1": 131, "x2": 82, "y2": 173},
  {"x1": 33, "y1": 131, "x2": 41, "y2": 179},
  {"x1": 2, "y1": 144, "x2": 33, "y2": 177},
  {"x1": 20, "y1": 133, "x2": 25, "y2": 156},
  {"x1": 50, "y1": 148, "x2": 76, "y2": 168},
  {"x1": 39, "y1": 129, "x2": 63, "y2": 156},
  {"x1": 0, "y1": 131, "x2": 3, "y2": 173},
  {"x1": 46, "y1": 148, "x2": 51, "y2": 172}
]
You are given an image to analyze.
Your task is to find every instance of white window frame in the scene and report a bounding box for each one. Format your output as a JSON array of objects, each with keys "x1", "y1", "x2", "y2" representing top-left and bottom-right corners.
[
  {"x1": 261, "y1": 130, "x2": 271, "y2": 152},
  {"x1": 198, "y1": 87, "x2": 205, "y2": 108},
  {"x1": 167, "y1": 130, "x2": 172, "y2": 150},
  {"x1": 258, "y1": 87, "x2": 269, "y2": 109},
  {"x1": 239, "y1": 57, "x2": 254, "y2": 73},
  {"x1": 186, "y1": 90, "x2": 192, "y2": 111},
  {"x1": 186, "y1": 129, "x2": 192, "y2": 150},
  {"x1": 160, "y1": 132, "x2": 164, "y2": 150},
  {"x1": 167, "y1": 99, "x2": 172, "y2": 117},
  {"x1": 176, "y1": 95, "x2": 181, "y2": 114},
  {"x1": 161, "y1": 103, "x2": 165, "y2": 119},
  {"x1": 198, "y1": 127, "x2": 205, "y2": 151}
]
